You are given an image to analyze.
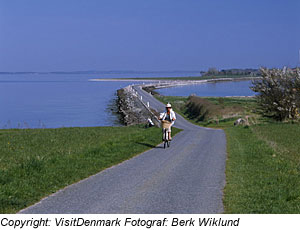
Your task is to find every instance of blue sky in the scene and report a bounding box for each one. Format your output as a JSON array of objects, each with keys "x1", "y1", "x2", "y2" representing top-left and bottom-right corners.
[{"x1": 0, "y1": 0, "x2": 299, "y2": 71}]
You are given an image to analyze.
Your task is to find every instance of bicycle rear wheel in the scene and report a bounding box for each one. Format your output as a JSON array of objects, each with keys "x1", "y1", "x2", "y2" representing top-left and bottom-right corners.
[{"x1": 163, "y1": 129, "x2": 168, "y2": 149}]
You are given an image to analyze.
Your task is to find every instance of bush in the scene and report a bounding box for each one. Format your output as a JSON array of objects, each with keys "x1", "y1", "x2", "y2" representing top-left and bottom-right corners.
[
  {"x1": 185, "y1": 96, "x2": 219, "y2": 121},
  {"x1": 251, "y1": 67, "x2": 300, "y2": 121}
]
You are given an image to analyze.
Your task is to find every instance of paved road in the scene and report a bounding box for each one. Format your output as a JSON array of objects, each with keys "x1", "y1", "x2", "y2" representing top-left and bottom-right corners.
[{"x1": 20, "y1": 86, "x2": 227, "y2": 214}]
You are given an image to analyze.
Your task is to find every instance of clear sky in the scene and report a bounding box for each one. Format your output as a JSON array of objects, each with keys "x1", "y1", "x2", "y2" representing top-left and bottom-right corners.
[{"x1": 0, "y1": 0, "x2": 299, "y2": 72}]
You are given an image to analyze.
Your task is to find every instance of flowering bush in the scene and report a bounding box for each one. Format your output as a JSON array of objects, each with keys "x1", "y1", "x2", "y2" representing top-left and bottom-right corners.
[{"x1": 251, "y1": 67, "x2": 300, "y2": 121}]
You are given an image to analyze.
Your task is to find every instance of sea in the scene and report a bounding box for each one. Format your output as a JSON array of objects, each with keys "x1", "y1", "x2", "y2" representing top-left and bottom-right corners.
[
  {"x1": 156, "y1": 80, "x2": 255, "y2": 97},
  {"x1": 0, "y1": 72, "x2": 255, "y2": 129}
]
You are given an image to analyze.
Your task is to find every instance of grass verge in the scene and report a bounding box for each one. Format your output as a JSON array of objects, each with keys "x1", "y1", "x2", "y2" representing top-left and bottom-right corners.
[
  {"x1": 155, "y1": 95, "x2": 261, "y2": 128},
  {"x1": 0, "y1": 125, "x2": 180, "y2": 213},
  {"x1": 224, "y1": 125, "x2": 300, "y2": 213}
]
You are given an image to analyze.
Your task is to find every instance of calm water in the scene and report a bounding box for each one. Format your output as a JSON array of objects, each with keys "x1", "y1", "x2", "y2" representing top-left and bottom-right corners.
[
  {"x1": 0, "y1": 71, "x2": 199, "y2": 129},
  {"x1": 156, "y1": 80, "x2": 255, "y2": 97},
  {"x1": 0, "y1": 73, "x2": 255, "y2": 129}
]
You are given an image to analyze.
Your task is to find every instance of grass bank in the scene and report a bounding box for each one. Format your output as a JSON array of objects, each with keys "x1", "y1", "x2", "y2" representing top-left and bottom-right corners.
[
  {"x1": 224, "y1": 124, "x2": 300, "y2": 213},
  {"x1": 0, "y1": 125, "x2": 180, "y2": 213},
  {"x1": 157, "y1": 94, "x2": 300, "y2": 213},
  {"x1": 156, "y1": 95, "x2": 262, "y2": 128}
]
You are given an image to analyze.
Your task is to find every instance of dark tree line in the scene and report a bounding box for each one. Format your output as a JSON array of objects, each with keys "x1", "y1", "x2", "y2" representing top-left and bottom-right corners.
[{"x1": 202, "y1": 67, "x2": 260, "y2": 77}]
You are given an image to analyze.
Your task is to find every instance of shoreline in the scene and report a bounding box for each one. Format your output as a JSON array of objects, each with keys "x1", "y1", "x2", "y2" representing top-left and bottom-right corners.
[
  {"x1": 89, "y1": 76, "x2": 259, "y2": 82},
  {"x1": 89, "y1": 76, "x2": 260, "y2": 92},
  {"x1": 114, "y1": 77, "x2": 258, "y2": 127}
]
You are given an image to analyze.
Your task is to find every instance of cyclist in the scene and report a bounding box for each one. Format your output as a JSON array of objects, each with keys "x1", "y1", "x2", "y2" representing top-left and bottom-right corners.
[{"x1": 159, "y1": 103, "x2": 176, "y2": 140}]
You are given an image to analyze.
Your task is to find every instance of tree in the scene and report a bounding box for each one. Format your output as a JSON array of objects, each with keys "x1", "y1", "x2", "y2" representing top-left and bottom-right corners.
[
  {"x1": 205, "y1": 67, "x2": 219, "y2": 76},
  {"x1": 251, "y1": 67, "x2": 300, "y2": 121}
]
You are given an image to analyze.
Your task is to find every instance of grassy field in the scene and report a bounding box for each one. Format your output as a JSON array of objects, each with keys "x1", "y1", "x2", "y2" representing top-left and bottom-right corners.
[
  {"x1": 157, "y1": 94, "x2": 300, "y2": 213},
  {"x1": 0, "y1": 125, "x2": 180, "y2": 213},
  {"x1": 224, "y1": 124, "x2": 300, "y2": 213},
  {"x1": 156, "y1": 95, "x2": 262, "y2": 128}
]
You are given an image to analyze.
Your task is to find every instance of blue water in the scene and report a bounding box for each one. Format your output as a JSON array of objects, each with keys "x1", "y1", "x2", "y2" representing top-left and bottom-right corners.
[
  {"x1": 0, "y1": 71, "x2": 199, "y2": 129},
  {"x1": 0, "y1": 73, "x2": 255, "y2": 129},
  {"x1": 156, "y1": 80, "x2": 255, "y2": 97}
]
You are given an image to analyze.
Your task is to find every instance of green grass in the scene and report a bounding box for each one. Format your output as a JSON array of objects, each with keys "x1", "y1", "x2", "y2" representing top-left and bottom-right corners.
[
  {"x1": 0, "y1": 125, "x2": 180, "y2": 213},
  {"x1": 155, "y1": 95, "x2": 261, "y2": 128},
  {"x1": 224, "y1": 124, "x2": 300, "y2": 213}
]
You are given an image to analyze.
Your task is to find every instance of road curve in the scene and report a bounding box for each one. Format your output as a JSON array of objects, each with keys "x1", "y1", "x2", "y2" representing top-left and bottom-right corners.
[{"x1": 20, "y1": 86, "x2": 227, "y2": 214}]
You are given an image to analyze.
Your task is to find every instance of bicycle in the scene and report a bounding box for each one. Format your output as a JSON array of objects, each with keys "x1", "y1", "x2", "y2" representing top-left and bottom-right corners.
[{"x1": 161, "y1": 120, "x2": 172, "y2": 148}]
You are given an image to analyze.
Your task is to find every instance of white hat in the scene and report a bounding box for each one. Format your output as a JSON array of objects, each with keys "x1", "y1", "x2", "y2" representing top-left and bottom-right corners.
[{"x1": 166, "y1": 103, "x2": 172, "y2": 108}]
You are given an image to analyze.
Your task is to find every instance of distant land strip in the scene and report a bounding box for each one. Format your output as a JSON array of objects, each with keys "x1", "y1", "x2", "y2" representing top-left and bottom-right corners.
[
  {"x1": 89, "y1": 75, "x2": 260, "y2": 82},
  {"x1": 89, "y1": 74, "x2": 260, "y2": 81}
]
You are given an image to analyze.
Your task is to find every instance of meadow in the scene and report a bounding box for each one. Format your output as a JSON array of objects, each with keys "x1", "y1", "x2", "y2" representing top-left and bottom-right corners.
[
  {"x1": 156, "y1": 95, "x2": 263, "y2": 128},
  {"x1": 0, "y1": 125, "x2": 180, "y2": 213},
  {"x1": 224, "y1": 124, "x2": 300, "y2": 213}
]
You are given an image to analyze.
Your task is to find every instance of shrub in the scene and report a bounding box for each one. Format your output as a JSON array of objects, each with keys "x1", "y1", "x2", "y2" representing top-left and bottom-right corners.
[
  {"x1": 185, "y1": 96, "x2": 219, "y2": 121},
  {"x1": 184, "y1": 96, "x2": 246, "y2": 122},
  {"x1": 251, "y1": 67, "x2": 300, "y2": 121}
]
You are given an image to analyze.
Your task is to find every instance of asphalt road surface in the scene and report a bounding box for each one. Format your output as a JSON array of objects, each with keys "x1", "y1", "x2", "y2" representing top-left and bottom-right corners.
[{"x1": 20, "y1": 85, "x2": 227, "y2": 214}]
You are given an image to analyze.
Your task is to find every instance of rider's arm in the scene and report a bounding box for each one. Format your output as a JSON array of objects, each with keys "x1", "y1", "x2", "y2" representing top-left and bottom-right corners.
[
  {"x1": 171, "y1": 110, "x2": 176, "y2": 121},
  {"x1": 159, "y1": 112, "x2": 166, "y2": 121}
]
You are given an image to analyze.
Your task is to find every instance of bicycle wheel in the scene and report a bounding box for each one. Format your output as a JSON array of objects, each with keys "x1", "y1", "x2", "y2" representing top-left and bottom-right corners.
[{"x1": 163, "y1": 129, "x2": 167, "y2": 149}]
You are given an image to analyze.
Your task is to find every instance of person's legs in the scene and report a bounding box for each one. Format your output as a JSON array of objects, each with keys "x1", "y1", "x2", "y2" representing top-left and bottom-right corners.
[
  {"x1": 162, "y1": 128, "x2": 166, "y2": 141},
  {"x1": 168, "y1": 126, "x2": 172, "y2": 140}
]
